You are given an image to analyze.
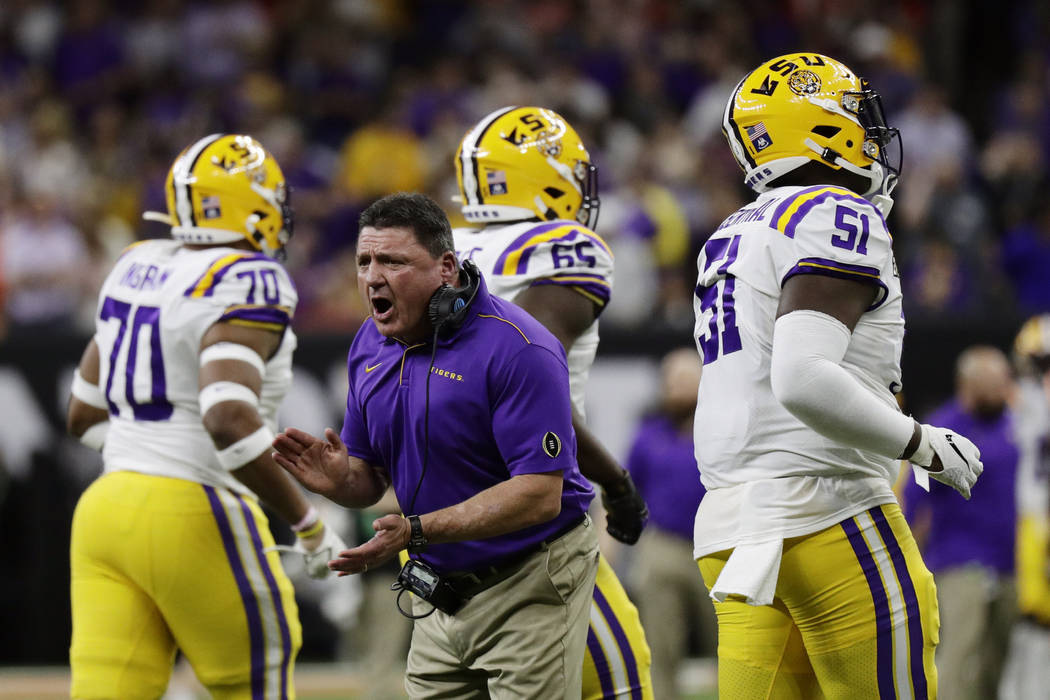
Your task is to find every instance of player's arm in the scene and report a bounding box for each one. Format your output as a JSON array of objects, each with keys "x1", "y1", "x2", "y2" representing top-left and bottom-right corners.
[
  {"x1": 514, "y1": 284, "x2": 649, "y2": 544},
  {"x1": 199, "y1": 321, "x2": 345, "y2": 576},
  {"x1": 772, "y1": 274, "x2": 982, "y2": 497},
  {"x1": 67, "y1": 339, "x2": 111, "y2": 450}
]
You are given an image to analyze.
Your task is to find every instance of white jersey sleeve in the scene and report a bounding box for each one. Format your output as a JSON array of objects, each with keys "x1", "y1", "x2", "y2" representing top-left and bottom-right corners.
[
  {"x1": 771, "y1": 185, "x2": 894, "y2": 308},
  {"x1": 455, "y1": 220, "x2": 614, "y2": 416},
  {"x1": 94, "y1": 241, "x2": 297, "y2": 494},
  {"x1": 456, "y1": 220, "x2": 613, "y2": 312}
]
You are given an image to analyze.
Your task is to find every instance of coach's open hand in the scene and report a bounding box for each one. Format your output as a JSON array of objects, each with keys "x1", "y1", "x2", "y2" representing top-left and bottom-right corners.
[
  {"x1": 273, "y1": 427, "x2": 351, "y2": 501},
  {"x1": 329, "y1": 514, "x2": 411, "y2": 577}
]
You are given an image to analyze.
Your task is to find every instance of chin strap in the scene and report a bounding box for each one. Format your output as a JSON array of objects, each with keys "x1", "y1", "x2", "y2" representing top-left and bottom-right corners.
[
  {"x1": 801, "y1": 137, "x2": 895, "y2": 212},
  {"x1": 869, "y1": 194, "x2": 893, "y2": 216}
]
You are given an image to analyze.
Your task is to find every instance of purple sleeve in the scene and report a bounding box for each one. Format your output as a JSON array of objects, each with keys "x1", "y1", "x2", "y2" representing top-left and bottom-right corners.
[
  {"x1": 341, "y1": 363, "x2": 380, "y2": 464},
  {"x1": 491, "y1": 344, "x2": 578, "y2": 477}
]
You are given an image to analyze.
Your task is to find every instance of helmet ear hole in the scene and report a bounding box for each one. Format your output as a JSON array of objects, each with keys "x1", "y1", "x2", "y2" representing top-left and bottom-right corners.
[
  {"x1": 544, "y1": 187, "x2": 565, "y2": 198},
  {"x1": 811, "y1": 125, "x2": 841, "y2": 138}
]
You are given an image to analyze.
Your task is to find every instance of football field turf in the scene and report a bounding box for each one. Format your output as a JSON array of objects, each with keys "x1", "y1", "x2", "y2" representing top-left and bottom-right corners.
[{"x1": 0, "y1": 664, "x2": 718, "y2": 699}]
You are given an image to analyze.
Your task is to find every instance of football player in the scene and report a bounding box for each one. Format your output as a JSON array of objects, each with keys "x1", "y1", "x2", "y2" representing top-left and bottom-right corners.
[
  {"x1": 692, "y1": 54, "x2": 984, "y2": 697},
  {"x1": 66, "y1": 134, "x2": 345, "y2": 699},
  {"x1": 1001, "y1": 315, "x2": 1050, "y2": 699},
  {"x1": 453, "y1": 106, "x2": 653, "y2": 699}
]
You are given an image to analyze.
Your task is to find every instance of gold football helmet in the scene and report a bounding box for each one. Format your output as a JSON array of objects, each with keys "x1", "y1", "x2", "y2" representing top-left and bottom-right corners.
[
  {"x1": 723, "y1": 53, "x2": 901, "y2": 204},
  {"x1": 455, "y1": 106, "x2": 599, "y2": 229},
  {"x1": 144, "y1": 134, "x2": 293, "y2": 259},
  {"x1": 1014, "y1": 315, "x2": 1050, "y2": 376}
]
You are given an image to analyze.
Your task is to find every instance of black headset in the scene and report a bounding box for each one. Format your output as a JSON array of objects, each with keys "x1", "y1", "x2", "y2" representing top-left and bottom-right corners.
[{"x1": 427, "y1": 259, "x2": 481, "y2": 337}]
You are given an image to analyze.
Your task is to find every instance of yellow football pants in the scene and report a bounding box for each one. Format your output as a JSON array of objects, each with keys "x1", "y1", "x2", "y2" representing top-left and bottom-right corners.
[
  {"x1": 582, "y1": 553, "x2": 654, "y2": 699},
  {"x1": 1016, "y1": 513, "x2": 1050, "y2": 623},
  {"x1": 70, "y1": 471, "x2": 301, "y2": 700},
  {"x1": 699, "y1": 503, "x2": 939, "y2": 699}
]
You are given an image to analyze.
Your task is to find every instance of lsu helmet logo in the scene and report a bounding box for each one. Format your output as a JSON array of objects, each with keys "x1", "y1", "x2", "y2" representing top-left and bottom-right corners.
[{"x1": 788, "y1": 69, "x2": 821, "y2": 95}]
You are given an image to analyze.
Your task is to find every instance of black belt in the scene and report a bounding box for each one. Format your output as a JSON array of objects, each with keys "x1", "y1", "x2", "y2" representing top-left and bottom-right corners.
[{"x1": 444, "y1": 515, "x2": 587, "y2": 601}]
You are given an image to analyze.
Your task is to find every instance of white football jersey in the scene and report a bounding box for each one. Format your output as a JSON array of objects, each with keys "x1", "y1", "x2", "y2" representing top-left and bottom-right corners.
[
  {"x1": 1014, "y1": 377, "x2": 1050, "y2": 517},
  {"x1": 454, "y1": 219, "x2": 613, "y2": 416},
  {"x1": 692, "y1": 184, "x2": 905, "y2": 554},
  {"x1": 93, "y1": 240, "x2": 297, "y2": 495}
]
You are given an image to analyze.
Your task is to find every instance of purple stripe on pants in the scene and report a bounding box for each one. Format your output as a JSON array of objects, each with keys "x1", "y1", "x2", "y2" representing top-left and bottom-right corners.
[
  {"x1": 204, "y1": 485, "x2": 265, "y2": 700},
  {"x1": 586, "y1": 625, "x2": 617, "y2": 699},
  {"x1": 841, "y1": 514, "x2": 896, "y2": 700},
  {"x1": 871, "y1": 506, "x2": 929, "y2": 700},
  {"x1": 236, "y1": 494, "x2": 294, "y2": 700},
  {"x1": 592, "y1": 586, "x2": 643, "y2": 700}
]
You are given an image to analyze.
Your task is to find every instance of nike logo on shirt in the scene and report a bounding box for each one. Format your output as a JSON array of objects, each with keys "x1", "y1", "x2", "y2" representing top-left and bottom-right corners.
[{"x1": 365, "y1": 362, "x2": 383, "y2": 373}]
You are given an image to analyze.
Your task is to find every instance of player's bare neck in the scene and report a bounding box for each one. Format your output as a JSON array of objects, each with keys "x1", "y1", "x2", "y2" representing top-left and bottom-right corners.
[{"x1": 770, "y1": 162, "x2": 866, "y2": 194}]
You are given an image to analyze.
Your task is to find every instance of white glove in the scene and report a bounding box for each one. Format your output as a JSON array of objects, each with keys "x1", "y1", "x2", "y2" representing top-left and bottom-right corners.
[
  {"x1": 910, "y1": 424, "x2": 984, "y2": 499},
  {"x1": 267, "y1": 522, "x2": 347, "y2": 579}
]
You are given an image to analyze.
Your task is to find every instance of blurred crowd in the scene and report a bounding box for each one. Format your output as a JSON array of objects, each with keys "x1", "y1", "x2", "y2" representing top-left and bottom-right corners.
[{"x1": 2, "y1": 0, "x2": 1050, "y2": 341}]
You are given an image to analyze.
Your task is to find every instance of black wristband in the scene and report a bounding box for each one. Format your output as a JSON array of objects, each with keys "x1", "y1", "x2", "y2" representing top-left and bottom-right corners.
[{"x1": 407, "y1": 514, "x2": 427, "y2": 553}]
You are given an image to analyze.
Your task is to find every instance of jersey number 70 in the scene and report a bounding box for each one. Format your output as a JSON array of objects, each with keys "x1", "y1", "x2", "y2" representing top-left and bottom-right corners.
[
  {"x1": 695, "y1": 235, "x2": 742, "y2": 365},
  {"x1": 99, "y1": 296, "x2": 173, "y2": 421}
]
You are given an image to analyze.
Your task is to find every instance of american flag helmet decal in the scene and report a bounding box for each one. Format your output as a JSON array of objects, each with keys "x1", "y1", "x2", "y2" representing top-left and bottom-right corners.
[{"x1": 746, "y1": 122, "x2": 773, "y2": 152}]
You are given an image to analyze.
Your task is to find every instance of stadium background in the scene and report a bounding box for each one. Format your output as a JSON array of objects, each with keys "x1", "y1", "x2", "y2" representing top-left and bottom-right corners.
[{"x1": 0, "y1": 0, "x2": 1045, "y2": 697}]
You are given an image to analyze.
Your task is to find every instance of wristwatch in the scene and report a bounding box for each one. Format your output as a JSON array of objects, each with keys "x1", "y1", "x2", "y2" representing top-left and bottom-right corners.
[{"x1": 406, "y1": 514, "x2": 427, "y2": 553}]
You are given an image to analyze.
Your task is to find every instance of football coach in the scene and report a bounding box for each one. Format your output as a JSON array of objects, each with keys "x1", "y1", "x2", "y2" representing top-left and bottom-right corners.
[{"x1": 273, "y1": 192, "x2": 600, "y2": 699}]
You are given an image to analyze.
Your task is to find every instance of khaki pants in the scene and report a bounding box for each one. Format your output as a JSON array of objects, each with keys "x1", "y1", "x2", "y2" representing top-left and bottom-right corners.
[
  {"x1": 633, "y1": 527, "x2": 717, "y2": 699},
  {"x1": 405, "y1": 516, "x2": 600, "y2": 699},
  {"x1": 935, "y1": 565, "x2": 1016, "y2": 700}
]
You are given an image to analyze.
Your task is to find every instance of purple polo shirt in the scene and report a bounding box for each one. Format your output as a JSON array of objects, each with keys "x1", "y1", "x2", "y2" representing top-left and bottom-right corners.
[
  {"x1": 625, "y1": 415, "x2": 705, "y2": 542},
  {"x1": 903, "y1": 400, "x2": 1019, "y2": 575},
  {"x1": 341, "y1": 274, "x2": 594, "y2": 573}
]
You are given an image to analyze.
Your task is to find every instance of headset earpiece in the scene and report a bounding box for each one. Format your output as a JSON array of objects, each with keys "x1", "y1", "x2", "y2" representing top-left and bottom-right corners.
[{"x1": 427, "y1": 259, "x2": 481, "y2": 336}]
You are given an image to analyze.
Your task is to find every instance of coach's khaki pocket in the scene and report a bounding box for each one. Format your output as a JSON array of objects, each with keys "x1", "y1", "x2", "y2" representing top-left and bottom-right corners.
[
  {"x1": 544, "y1": 547, "x2": 578, "y2": 604},
  {"x1": 544, "y1": 525, "x2": 595, "y2": 604}
]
